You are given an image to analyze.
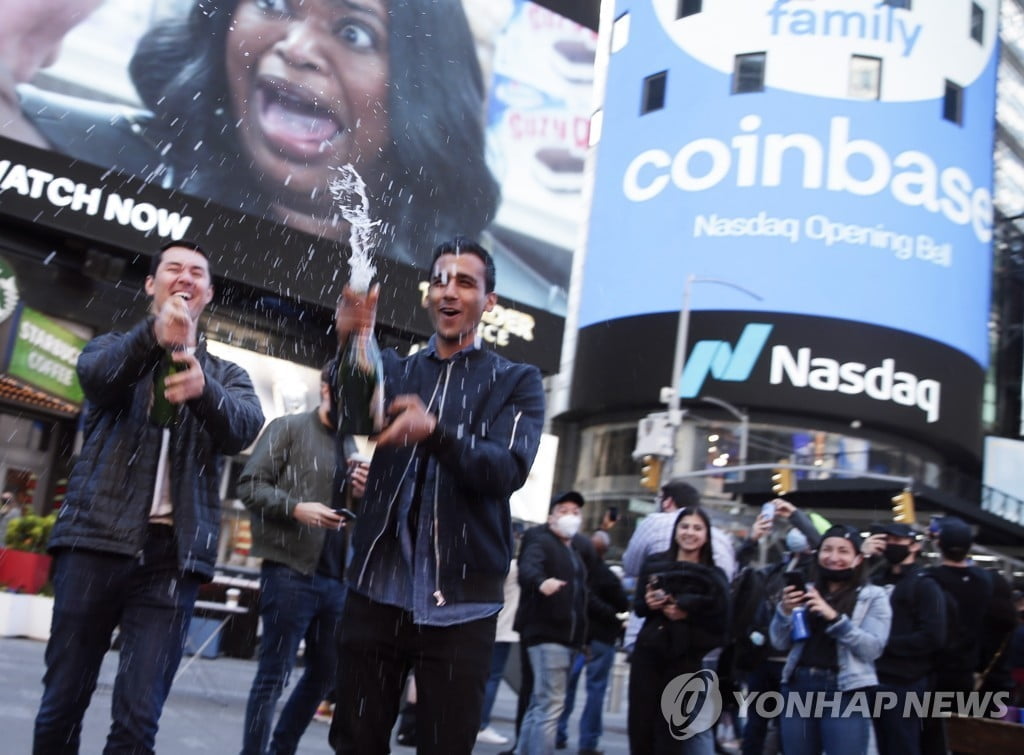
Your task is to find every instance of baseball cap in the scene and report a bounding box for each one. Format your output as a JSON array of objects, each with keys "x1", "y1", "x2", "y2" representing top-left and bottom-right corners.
[
  {"x1": 820, "y1": 523, "x2": 863, "y2": 551},
  {"x1": 868, "y1": 522, "x2": 917, "y2": 539},
  {"x1": 937, "y1": 517, "x2": 973, "y2": 549}
]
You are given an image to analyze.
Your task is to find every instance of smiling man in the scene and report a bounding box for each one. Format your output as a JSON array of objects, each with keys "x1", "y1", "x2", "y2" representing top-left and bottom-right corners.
[
  {"x1": 328, "y1": 236, "x2": 546, "y2": 755},
  {"x1": 32, "y1": 240, "x2": 264, "y2": 755}
]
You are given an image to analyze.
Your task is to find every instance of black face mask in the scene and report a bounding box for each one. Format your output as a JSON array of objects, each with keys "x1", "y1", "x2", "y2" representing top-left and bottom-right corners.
[
  {"x1": 882, "y1": 543, "x2": 911, "y2": 565},
  {"x1": 819, "y1": 566, "x2": 855, "y2": 583}
]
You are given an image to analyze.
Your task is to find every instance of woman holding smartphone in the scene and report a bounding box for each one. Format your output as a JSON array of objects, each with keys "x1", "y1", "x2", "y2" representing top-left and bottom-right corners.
[
  {"x1": 770, "y1": 523, "x2": 892, "y2": 755},
  {"x1": 628, "y1": 506, "x2": 730, "y2": 754}
]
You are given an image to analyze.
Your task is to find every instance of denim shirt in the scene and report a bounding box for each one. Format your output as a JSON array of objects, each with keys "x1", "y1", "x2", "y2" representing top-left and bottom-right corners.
[{"x1": 770, "y1": 583, "x2": 892, "y2": 691}]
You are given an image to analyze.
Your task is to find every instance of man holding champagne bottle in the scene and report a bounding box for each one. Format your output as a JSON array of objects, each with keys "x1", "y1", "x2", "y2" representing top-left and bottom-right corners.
[
  {"x1": 33, "y1": 240, "x2": 264, "y2": 754},
  {"x1": 328, "y1": 237, "x2": 546, "y2": 755}
]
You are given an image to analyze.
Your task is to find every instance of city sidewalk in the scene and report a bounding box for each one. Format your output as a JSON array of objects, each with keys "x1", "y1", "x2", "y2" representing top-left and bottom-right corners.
[{"x1": 0, "y1": 636, "x2": 633, "y2": 753}]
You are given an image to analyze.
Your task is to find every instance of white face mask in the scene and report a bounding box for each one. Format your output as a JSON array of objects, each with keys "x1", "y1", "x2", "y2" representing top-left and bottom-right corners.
[
  {"x1": 786, "y1": 528, "x2": 809, "y2": 553},
  {"x1": 555, "y1": 513, "x2": 583, "y2": 540}
]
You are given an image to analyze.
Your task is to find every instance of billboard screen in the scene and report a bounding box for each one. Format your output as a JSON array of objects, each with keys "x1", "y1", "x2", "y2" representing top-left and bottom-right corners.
[
  {"x1": 0, "y1": 0, "x2": 596, "y2": 372},
  {"x1": 582, "y1": 0, "x2": 999, "y2": 370}
]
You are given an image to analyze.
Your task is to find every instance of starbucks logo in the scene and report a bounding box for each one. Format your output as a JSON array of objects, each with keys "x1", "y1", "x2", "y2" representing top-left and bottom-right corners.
[{"x1": 0, "y1": 258, "x2": 20, "y2": 324}]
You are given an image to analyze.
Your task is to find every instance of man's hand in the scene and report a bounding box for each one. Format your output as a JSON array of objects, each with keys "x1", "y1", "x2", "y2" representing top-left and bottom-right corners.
[
  {"x1": 154, "y1": 293, "x2": 197, "y2": 350},
  {"x1": 334, "y1": 284, "x2": 378, "y2": 347},
  {"x1": 773, "y1": 499, "x2": 796, "y2": 519},
  {"x1": 293, "y1": 502, "x2": 346, "y2": 530},
  {"x1": 348, "y1": 459, "x2": 370, "y2": 498},
  {"x1": 539, "y1": 578, "x2": 567, "y2": 596},
  {"x1": 861, "y1": 533, "x2": 886, "y2": 558},
  {"x1": 750, "y1": 513, "x2": 773, "y2": 542},
  {"x1": 163, "y1": 351, "x2": 205, "y2": 404},
  {"x1": 375, "y1": 395, "x2": 437, "y2": 447}
]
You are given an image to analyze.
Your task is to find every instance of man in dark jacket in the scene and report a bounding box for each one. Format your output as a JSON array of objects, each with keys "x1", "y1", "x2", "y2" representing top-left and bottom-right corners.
[
  {"x1": 514, "y1": 491, "x2": 590, "y2": 754},
  {"x1": 329, "y1": 237, "x2": 545, "y2": 755},
  {"x1": 238, "y1": 366, "x2": 367, "y2": 755},
  {"x1": 556, "y1": 528, "x2": 629, "y2": 755},
  {"x1": 33, "y1": 241, "x2": 264, "y2": 754},
  {"x1": 866, "y1": 522, "x2": 947, "y2": 755}
]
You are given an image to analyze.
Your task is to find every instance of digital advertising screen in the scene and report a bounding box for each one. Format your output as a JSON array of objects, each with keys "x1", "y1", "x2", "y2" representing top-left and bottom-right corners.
[
  {"x1": 0, "y1": 0, "x2": 597, "y2": 372},
  {"x1": 577, "y1": 0, "x2": 1000, "y2": 456}
]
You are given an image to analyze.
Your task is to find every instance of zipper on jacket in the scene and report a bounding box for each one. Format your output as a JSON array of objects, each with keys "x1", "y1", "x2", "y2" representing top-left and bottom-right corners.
[
  {"x1": 431, "y1": 361, "x2": 454, "y2": 606},
  {"x1": 356, "y1": 368, "x2": 446, "y2": 591}
]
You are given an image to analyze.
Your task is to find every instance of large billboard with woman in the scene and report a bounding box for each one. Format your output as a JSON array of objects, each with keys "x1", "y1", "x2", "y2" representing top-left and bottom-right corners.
[
  {"x1": 0, "y1": 0, "x2": 596, "y2": 371},
  {"x1": 576, "y1": 1, "x2": 1000, "y2": 457}
]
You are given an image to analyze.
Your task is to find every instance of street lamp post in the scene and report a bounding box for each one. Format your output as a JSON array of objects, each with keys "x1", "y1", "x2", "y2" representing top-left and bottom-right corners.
[{"x1": 664, "y1": 274, "x2": 762, "y2": 472}]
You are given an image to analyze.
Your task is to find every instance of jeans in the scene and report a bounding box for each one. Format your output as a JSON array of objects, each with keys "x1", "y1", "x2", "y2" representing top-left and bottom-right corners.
[
  {"x1": 241, "y1": 561, "x2": 347, "y2": 755},
  {"x1": 556, "y1": 640, "x2": 616, "y2": 750},
  {"x1": 517, "y1": 643, "x2": 572, "y2": 755},
  {"x1": 329, "y1": 591, "x2": 496, "y2": 755},
  {"x1": 741, "y1": 660, "x2": 784, "y2": 755},
  {"x1": 481, "y1": 641, "x2": 513, "y2": 729},
  {"x1": 780, "y1": 668, "x2": 870, "y2": 755},
  {"x1": 871, "y1": 677, "x2": 928, "y2": 755},
  {"x1": 33, "y1": 530, "x2": 201, "y2": 755}
]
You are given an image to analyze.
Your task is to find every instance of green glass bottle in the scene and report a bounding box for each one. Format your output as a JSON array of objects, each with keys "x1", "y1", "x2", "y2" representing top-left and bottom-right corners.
[
  {"x1": 338, "y1": 327, "x2": 384, "y2": 437},
  {"x1": 151, "y1": 352, "x2": 184, "y2": 426}
]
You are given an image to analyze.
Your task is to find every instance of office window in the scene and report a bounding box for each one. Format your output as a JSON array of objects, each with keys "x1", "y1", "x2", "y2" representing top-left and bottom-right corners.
[
  {"x1": 611, "y1": 12, "x2": 630, "y2": 53},
  {"x1": 943, "y1": 80, "x2": 964, "y2": 124},
  {"x1": 641, "y1": 71, "x2": 668, "y2": 114},
  {"x1": 733, "y1": 53, "x2": 766, "y2": 94},
  {"x1": 971, "y1": 2, "x2": 985, "y2": 44},
  {"x1": 849, "y1": 55, "x2": 882, "y2": 100},
  {"x1": 677, "y1": 0, "x2": 702, "y2": 19}
]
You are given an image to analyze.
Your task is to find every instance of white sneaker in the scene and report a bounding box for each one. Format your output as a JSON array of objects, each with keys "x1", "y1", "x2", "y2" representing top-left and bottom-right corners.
[{"x1": 476, "y1": 726, "x2": 510, "y2": 745}]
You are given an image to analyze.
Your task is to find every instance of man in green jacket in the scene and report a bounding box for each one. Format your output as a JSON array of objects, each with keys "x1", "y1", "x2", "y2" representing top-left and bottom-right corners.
[{"x1": 238, "y1": 366, "x2": 366, "y2": 755}]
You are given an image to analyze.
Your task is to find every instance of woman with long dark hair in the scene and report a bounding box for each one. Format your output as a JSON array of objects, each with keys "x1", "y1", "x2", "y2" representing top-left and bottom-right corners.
[
  {"x1": 628, "y1": 506, "x2": 731, "y2": 754},
  {"x1": 128, "y1": 0, "x2": 499, "y2": 265},
  {"x1": 770, "y1": 523, "x2": 892, "y2": 755}
]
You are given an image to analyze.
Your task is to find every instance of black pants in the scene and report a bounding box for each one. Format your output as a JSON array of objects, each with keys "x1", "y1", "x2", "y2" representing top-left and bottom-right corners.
[{"x1": 329, "y1": 591, "x2": 497, "y2": 755}]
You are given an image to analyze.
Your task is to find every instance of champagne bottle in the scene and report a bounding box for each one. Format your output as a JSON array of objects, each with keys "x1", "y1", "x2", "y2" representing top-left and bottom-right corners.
[
  {"x1": 338, "y1": 326, "x2": 384, "y2": 437},
  {"x1": 151, "y1": 351, "x2": 184, "y2": 426}
]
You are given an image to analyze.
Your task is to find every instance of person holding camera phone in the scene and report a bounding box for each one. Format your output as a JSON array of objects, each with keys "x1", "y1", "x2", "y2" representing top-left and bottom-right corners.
[
  {"x1": 628, "y1": 506, "x2": 730, "y2": 754},
  {"x1": 237, "y1": 364, "x2": 368, "y2": 755},
  {"x1": 770, "y1": 524, "x2": 892, "y2": 755}
]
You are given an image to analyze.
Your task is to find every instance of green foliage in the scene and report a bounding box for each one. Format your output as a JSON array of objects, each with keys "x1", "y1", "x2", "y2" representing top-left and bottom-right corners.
[{"x1": 3, "y1": 513, "x2": 56, "y2": 554}]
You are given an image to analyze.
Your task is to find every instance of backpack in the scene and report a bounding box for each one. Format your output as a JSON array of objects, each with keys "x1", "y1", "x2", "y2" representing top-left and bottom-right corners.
[
  {"x1": 921, "y1": 566, "x2": 985, "y2": 669},
  {"x1": 728, "y1": 563, "x2": 786, "y2": 674}
]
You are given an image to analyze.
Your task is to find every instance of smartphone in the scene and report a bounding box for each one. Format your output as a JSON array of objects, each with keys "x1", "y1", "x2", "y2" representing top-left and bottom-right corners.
[
  {"x1": 784, "y1": 570, "x2": 806, "y2": 592},
  {"x1": 334, "y1": 508, "x2": 358, "y2": 521},
  {"x1": 608, "y1": 506, "x2": 620, "y2": 522},
  {"x1": 760, "y1": 501, "x2": 776, "y2": 522}
]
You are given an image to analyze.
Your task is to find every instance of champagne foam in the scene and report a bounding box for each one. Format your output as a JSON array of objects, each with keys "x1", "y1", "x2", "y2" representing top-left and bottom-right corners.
[{"x1": 329, "y1": 164, "x2": 378, "y2": 292}]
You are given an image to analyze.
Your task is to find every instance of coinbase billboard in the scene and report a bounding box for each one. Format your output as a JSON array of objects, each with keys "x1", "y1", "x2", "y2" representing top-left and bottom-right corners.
[
  {"x1": 584, "y1": 0, "x2": 996, "y2": 362},
  {"x1": 577, "y1": 0, "x2": 999, "y2": 456}
]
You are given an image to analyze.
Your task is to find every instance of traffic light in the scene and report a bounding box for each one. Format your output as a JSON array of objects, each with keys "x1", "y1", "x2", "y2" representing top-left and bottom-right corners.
[
  {"x1": 771, "y1": 462, "x2": 795, "y2": 497},
  {"x1": 640, "y1": 455, "x2": 662, "y2": 492},
  {"x1": 891, "y1": 490, "x2": 916, "y2": 524}
]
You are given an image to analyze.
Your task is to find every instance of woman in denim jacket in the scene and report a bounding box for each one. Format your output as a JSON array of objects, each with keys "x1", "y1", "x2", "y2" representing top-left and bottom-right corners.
[{"x1": 770, "y1": 524, "x2": 892, "y2": 755}]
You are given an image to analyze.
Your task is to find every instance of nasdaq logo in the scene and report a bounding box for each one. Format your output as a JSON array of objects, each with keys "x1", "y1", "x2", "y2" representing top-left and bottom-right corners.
[{"x1": 679, "y1": 324, "x2": 774, "y2": 398}]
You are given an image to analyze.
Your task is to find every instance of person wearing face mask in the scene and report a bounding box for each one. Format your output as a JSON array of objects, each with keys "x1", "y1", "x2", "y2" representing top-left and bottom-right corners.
[
  {"x1": 513, "y1": 491, "x2": 590, "y2": 754},
  {"x1": 862, "y1": 522, "x2": 947, "y2": 755},
  {"x1": 771, "y1": 523, "x2": 892, "y2": 755}
]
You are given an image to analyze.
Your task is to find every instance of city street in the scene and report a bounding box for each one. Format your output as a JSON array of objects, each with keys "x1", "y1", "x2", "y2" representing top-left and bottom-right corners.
[{"x1": 0, "y1": 636, "x2": 633, "y2": 754}]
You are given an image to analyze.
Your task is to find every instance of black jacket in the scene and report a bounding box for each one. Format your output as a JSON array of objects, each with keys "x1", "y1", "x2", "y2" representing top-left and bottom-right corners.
[
  {"x1": 342, "y1": 339, "x2": 544, "y2": 606},
  {"x1": 634, "y1": 555, "x2": 731, "y2": 671},
  {"x1": 872, "y1": 562, "x2": 947, "y2": 684},
  {"x1": 586, "y1": 556, "x2": 629, "y2": 646},
  {"x1": 49, "y1": 318, "x2": 264, "y2": 580},
  {"x1": 515, "y1": 525, "x2": 589, "y2": 648}
]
